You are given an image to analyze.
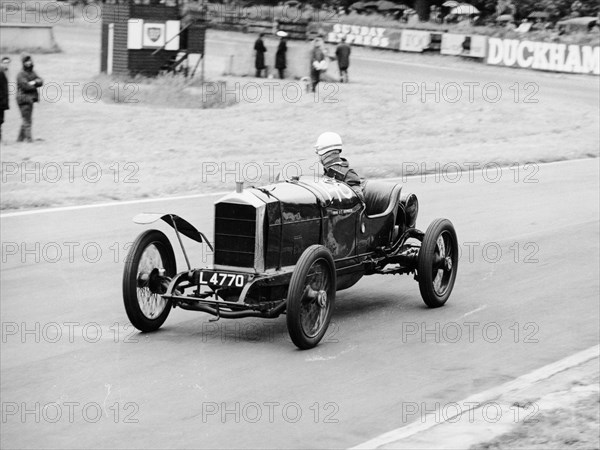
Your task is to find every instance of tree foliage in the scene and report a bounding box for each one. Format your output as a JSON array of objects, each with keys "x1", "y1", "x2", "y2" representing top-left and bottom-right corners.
[
  {"x1": 497, "y1": 0, "x2": 599, "y2": 18},
  {"x1": 307, "y1": 0, "x2": 600, "y2": 20}
]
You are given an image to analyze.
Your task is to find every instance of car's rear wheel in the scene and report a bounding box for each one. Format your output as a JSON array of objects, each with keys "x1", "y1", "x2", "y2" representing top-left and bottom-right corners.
[
  {"x1": 417, "y1": 219, "x2": 458, "y2": 308},
  {"x1": 123, "y1": 230, "x2": 176, "y2": 332},
  {"x1": 286, "y1": 245, "x2": 336, "y2": 350}
]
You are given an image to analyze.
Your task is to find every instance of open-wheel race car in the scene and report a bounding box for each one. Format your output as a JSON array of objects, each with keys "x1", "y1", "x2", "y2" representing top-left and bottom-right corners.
[{"x1": 122, "y1": 174, "x2": 458, "y2": 349}]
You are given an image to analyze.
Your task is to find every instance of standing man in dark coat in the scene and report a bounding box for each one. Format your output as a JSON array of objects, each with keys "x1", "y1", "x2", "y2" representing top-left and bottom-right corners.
[
  {"x1": 254, "y1": 33, "x2": 267, "y2": 78},
  {"x1": 16, "y1": 54, "x2": 43, "y2": 143},
  {"x1": 0, "y1": 56, "x2": 10, "y2": 143},
  {"x1": 335, "y1": 41, "x2": 351, "y2": 83},
  {"x1": 275, "y1": 31, "x2": 288, "y2": 79},
  {"x1": 310, "y1": 38, "x2": 327, "y2": 92}
]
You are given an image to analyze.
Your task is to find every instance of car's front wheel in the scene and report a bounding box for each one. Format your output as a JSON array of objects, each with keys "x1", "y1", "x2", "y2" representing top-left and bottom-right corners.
[
  {"x1": 286, "y1": 245, "x2": 336, "y2": 350},
  {"x1": 122, "y1": 230, "x2": 176, "y2": 332},
  {"x1": 417, "y1": 218, "x2": 458, "y2": 308}
]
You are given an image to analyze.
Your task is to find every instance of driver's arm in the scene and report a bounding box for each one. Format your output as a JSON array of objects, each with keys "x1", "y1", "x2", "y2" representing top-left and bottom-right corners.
[
  {"x1": 344, "y1": 169, "x2": 365, "y2": 202},
  {"x1": 344, "y1": 169, "x2": 362, "y2": 187}
]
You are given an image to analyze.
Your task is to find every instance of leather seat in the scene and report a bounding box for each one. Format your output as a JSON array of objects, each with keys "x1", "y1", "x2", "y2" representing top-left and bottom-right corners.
[
  {"x1": 363, "y1": 180, "x2": 402, "y2": 217},
  {"x1": 364, "y1": 180, "x2": 400, "y2": 216}
]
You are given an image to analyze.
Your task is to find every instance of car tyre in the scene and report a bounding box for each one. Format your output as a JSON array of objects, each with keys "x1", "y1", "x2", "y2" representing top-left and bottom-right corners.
[
  {"x1": 286, "y1": 245, "x2": 337, "y2": 350},
  {"x1": 417, "y1": 218, "x2": 458, "y2": 308},
  {"x1": 123, "y1": 230, "x2": 176, "y2": 332}
]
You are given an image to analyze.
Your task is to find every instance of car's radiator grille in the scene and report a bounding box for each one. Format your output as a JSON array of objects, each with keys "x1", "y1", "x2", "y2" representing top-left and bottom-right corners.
[{"x1": 214, "y1": 203, "x2": 256, "y2": 268}]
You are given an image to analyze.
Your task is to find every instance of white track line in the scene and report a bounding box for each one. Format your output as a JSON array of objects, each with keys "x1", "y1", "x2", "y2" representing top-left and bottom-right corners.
[
  {"x1": 0, "y1": 191, "x2": 230, "y2": 218},
  {"x1": 0, "y1": 158, "x2": 590, "y2": 219},
  {"x1": 461, "y1": 305, "x2": 487, "y2": 318},
  {"x1": 351, "y1": 344, "x2": 600, "y2": 449}
]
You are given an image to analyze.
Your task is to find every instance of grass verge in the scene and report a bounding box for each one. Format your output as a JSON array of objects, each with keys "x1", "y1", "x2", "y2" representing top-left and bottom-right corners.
[
  {"x1": 476, "y1": 390, "x2": 599, "y2": 450},
  {"x1": 93, "y1": 73, "x2": 238, "y2": 109}
]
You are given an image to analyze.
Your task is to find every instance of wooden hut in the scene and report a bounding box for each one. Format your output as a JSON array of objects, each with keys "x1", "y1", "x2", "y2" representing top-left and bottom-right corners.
[{"x1": 100, "y1": 0, "x2": 207, "y2": 77}]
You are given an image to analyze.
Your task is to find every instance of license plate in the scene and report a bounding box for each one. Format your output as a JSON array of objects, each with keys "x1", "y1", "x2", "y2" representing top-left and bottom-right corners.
[{"x1": 199, "y1": 271, "x2": 247, "y2": 288}]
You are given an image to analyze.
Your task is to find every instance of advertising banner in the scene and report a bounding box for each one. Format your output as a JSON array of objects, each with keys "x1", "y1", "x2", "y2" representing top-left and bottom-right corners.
[
  {"x1": 324, "y1": 23, "x2": 402, "y2": 50},
  {"x1": 486, "y1": 37, "x2": 599, "y2": 75},
  {"x1": 441, "y1": 33, "x2": 487, "y2": 58},
  {"x1": 399, "y1": 29, "x2": 431, "y2": 52}
]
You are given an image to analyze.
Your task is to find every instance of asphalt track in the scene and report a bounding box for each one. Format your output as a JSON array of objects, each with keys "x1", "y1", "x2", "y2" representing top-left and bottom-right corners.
[{"x1": 1, "y1": 156, "x2": 598, "y2": 448}]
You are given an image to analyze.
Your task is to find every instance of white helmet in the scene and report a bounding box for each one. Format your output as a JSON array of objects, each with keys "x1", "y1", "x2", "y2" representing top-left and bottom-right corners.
[{"x1": 314, "y1": 132, "x2": 343, "y2": 156}]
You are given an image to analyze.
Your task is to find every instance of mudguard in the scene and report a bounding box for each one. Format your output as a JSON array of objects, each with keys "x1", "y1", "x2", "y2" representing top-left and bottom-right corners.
[{"x1": 133, "y1": 213, "x2": 214, "y2": 251}]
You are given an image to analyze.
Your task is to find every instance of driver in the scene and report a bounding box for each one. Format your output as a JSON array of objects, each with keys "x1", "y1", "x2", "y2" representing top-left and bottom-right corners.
[{"x1": 315, "y1": 132, "x2": 365, "y2": 203}]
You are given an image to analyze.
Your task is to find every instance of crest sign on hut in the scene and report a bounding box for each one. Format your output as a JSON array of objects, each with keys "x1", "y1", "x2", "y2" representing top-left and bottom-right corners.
[{"x1": 147, "y1": 27, "x2": 162, "y2": 42}]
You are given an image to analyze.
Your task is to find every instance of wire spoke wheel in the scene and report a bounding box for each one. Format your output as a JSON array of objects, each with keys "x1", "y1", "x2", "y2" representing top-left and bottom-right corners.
[
  {"x1": 123, "y1": 230, "x2": 176, "y2": 332},
  {"x1": 136, "y1": 245, "x2": 168, "y2": 319},
  {"x1": 299, "y1": 261, "x2": 332, "y2": 338},
  {"x1": 417, "y1": 219, "x2": 458, "y2": 308},
  {"x1": 287, "y1": 245, "x2": 336, "y2": 349},
  {"x1": 431, "y1": 231, "x2": 454, "y2": 296}
]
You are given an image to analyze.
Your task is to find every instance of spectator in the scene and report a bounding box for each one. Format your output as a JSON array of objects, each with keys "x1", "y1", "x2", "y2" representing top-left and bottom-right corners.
[
  {"x1": 430, "y1": 5, "x2": 442, "y2": 23},
  {"x1": 254, "y1": 33, "x2": 267, "y2": 78},
  {"x1": 275, "y1": 31, "x2": 288, "y2": 79},
  {"x1": 16, "y1": 54, "x2": 43, "y2": 143},
  {"x1": 310, "y1": 37, "x2": 328, "y2": 92},
  {"x1": 335, "y1": 41, "x2": 351, "y2": 83},
  {"x1": 0, "y1": 56, "x2": 10, "y2": 143}
]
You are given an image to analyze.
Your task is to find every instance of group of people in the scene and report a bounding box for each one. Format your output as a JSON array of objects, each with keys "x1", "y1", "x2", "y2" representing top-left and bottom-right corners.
[
  {"x1": 310, "y1": 37, "x2": 351, "y2": 90},
  {"x1": 0, "y1": 54, "x2": 44, "y2": 143},
  {"x1": 253, "y1": 33, "x2": 352, "y2": 91},
  {"x1": 253, "y1": 31, "x2": 289, "y2": 79}
]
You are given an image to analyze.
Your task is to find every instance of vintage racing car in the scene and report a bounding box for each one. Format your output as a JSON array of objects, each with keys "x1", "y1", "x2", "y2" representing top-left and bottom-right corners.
[{"x1": 122, "y1": 174, "x2": 458, "y2": 349}]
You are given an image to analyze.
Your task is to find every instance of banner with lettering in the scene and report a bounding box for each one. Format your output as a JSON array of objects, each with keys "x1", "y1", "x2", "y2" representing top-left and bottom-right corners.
[
  {"x1": 486, "y1": 38, "x2": 599, "y2": 75},
  {"x1": 324, "y1": 23, "x2": 402, "y2": 50}
]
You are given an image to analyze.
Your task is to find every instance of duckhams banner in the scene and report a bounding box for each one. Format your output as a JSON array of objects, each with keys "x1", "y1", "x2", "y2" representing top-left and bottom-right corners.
[{"x1": 486, "y1": 38, "x2": 599, "y2": 75}]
